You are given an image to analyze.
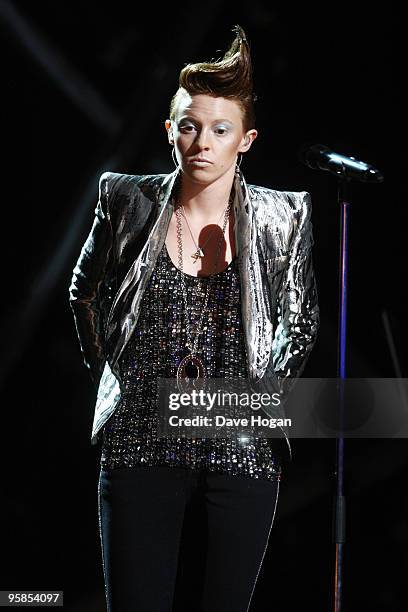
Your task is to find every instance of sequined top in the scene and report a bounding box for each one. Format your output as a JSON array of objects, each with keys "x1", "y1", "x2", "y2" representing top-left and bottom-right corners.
[{"x1": 100, "y1": 243, "x2": 282, "y2": 481}]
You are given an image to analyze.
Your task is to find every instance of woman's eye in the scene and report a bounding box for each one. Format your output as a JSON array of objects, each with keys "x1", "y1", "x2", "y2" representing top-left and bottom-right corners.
[{"x1": 179, "y1": 125, "x2": 227, "y2": 135}]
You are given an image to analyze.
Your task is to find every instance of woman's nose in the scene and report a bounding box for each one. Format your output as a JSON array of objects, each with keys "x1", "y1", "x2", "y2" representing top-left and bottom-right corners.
[{"x1": 195, "y1": 129, "x2": 210, "y2": 149}]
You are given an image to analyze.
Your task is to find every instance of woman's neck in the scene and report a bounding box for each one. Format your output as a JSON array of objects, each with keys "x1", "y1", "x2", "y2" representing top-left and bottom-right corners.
[{"x1": 176, "y1": 170, "x2": 235, "y2": 223}]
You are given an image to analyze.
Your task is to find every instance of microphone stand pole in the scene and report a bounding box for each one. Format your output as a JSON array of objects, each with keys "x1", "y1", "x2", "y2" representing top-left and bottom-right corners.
[
  {"x1": 332, "y1": 173, "x2": 350, "y2": 612},
  {"x1": 298, "y1": 141, "x2": 383, "y2": 610}
]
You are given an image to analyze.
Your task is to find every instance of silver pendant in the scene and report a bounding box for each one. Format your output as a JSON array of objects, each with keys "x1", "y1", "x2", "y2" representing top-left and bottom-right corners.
[
  {"x1": 191, "y1": 247, "x2": 204, "y2": 262},
  {"x1": 176, "y1": 353, "x2": 207, "y2": 393}
]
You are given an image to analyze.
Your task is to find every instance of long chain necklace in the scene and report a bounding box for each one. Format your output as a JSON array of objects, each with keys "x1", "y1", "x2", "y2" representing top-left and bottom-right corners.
[{"x1": 175, "y1": 194, "x2": 233, "y2": 392}]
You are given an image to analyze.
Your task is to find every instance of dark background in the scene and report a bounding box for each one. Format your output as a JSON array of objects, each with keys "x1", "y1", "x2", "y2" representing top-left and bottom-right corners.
[{"x1": 0, "y1": 1, "x2": 405, "y2": 610}]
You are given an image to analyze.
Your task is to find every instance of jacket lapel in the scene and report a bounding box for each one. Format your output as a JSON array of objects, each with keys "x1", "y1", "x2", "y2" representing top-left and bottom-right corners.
[{"x1": 233, "y1": 167, "x2": 274, "y2": 383}]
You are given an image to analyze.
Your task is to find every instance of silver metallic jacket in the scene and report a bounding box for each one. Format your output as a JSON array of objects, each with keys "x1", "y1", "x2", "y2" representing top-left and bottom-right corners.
[{"x1": 68, "y1": 165, "x2": 320, "y2": 460}]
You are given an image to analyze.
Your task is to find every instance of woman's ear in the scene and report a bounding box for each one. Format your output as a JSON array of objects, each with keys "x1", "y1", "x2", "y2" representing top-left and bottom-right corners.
[
  {"x1": 239, "y1": 129, "x2": 258, "y2": 153},
  {"x1": 165, "y1": 119, "x2": 174, "y2": 145}
]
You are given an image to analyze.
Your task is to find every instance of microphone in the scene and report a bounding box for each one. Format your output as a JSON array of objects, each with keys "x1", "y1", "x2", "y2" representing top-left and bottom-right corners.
[{"x1": 298, "y1": 143, "x2": 384, "y2": 183}]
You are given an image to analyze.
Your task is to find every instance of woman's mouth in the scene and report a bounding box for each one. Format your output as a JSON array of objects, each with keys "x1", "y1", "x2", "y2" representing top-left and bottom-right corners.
[{"x1": 188, "y1": 159, "x2": 212, "y2": 167}]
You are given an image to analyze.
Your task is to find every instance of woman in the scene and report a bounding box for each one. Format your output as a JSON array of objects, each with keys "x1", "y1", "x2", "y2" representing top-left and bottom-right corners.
[{"x1": 69, "y1": 24, "x2": 320, "y2": 612}]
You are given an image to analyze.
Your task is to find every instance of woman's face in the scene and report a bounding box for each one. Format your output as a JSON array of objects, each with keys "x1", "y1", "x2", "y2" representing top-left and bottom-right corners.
[{"x1": 165, "y1": 93, "x2": 257, "y2": 185}]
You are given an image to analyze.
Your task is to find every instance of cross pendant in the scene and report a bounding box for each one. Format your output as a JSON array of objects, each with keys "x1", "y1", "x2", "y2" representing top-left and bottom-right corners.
[{"x1": 191, "y1": 247, "x2": 204, "y2": 262}]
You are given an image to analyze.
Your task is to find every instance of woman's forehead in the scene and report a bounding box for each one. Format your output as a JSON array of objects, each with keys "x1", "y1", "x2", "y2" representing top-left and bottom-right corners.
[{"x1": 175, "y1": 93, "x2": 243, "y2": 122}]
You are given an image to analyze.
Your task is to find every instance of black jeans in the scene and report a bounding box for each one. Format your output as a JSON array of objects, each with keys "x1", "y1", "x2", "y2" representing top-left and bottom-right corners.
[{"x1": 98, "y1": 465, "x2": 280, "y2": 612}]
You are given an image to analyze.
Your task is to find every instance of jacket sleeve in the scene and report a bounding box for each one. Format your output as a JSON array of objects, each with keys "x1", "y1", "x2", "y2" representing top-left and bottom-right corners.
[
  {"x1": 272, "y1": 191, "x2": 320, "y2": 399},
  {"x1": 68, "y1": 172, "x2": 113, "y2": 389}
]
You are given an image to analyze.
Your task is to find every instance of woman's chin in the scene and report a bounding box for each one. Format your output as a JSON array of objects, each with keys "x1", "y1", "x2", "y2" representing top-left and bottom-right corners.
[{"x1": 181, "y1": 166, "x2": 216, "y2": 183}]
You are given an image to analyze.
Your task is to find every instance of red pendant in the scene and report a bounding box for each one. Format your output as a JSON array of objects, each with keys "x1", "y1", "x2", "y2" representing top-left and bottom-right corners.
[{"x1": 176, "y1": 353, "x2": 207, "y2": 393}]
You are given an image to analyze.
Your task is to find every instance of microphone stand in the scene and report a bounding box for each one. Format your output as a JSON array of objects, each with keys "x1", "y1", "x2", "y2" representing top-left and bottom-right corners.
[
  {"x1": 298, "y1": 142, "x2": 383, "y2": 611},
  {"x1": 299, "y1": 144, "x2": 384, "y2": 612},
  {"x1": 332, "y1": 172, "x2": 350, "y2": 612}
]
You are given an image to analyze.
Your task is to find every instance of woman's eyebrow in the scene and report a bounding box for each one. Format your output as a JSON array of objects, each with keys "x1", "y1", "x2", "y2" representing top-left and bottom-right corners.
[{"x1": 178, "y1": 115, "x2": 234, "y2": 125}]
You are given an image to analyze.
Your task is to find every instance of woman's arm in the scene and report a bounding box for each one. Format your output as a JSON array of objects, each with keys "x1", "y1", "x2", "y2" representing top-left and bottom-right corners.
[
  {"x1": 272, "y1": 191, "x2": 320, "y2": 398},
  {"x1": 68, "y1": 172, "x2": 113, "y2": 389}
]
